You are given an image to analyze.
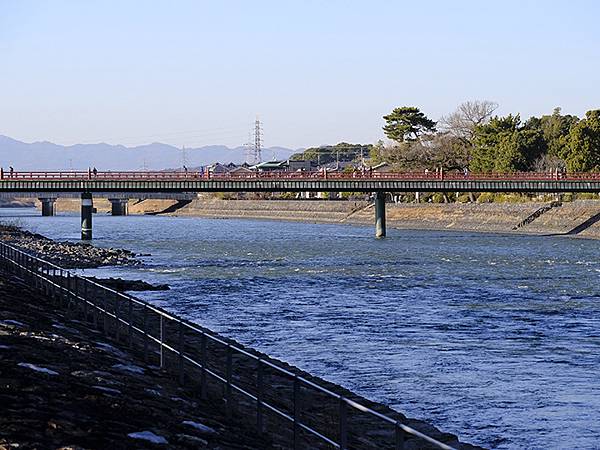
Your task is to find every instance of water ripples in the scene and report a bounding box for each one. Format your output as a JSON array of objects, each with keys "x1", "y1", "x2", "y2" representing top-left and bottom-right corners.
[{"x1": 6, "y1": 210, "x2": 600, "y2": 450}]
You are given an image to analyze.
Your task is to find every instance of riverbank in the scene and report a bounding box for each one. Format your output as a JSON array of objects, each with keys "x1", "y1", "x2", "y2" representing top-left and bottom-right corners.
[
  {"x1": 172, "y1": 198, "x2": 600, "y2": 239},
  {"x1": 32, "y1": 197, "x2": 600, "y2": 239},
  {"x1": 0, "y1": 268, "x2": 271, "y2": 449},
  {"x1": 0, "y1": 223, "x2": 139, "y2": 268}
]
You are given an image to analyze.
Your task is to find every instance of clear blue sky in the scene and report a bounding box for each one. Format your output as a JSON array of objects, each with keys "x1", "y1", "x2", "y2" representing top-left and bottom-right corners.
[{"x1": 1, "y1": 0, "x2": 599, "y2": 149}]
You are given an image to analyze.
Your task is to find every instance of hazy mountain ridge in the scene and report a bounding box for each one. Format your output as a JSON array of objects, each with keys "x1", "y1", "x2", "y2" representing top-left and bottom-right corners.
[{"x1": 0, "y1": 135, "x2": 296, "y2": 171}]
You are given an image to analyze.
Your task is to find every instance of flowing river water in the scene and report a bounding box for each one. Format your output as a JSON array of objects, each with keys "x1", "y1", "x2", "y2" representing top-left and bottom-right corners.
[{"x1": 3, "y1": 208, "x2": 599, "y2": 449}]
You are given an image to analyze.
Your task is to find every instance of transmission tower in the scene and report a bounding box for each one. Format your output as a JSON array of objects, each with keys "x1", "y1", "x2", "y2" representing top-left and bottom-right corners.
[
  {"x1": 181, "y1": 145, "x2": 188, "y2": 168},
  {"x1": 243, "y1": 132, "x2": 254, "y2": 164},
  {"x1": 253, "y1": 117, "x2": 263, "y2": 164}
]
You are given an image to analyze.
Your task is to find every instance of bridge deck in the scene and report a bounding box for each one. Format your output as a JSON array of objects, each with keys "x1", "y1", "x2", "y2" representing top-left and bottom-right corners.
[{"x1": 0, "y1": 171, "x2": 599, "y2": 193}]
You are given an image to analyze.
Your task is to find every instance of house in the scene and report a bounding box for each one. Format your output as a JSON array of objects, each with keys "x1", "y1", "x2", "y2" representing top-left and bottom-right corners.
[
  {"x1": 250, "y1": 161, "x2": 288, "y2": 172},
  {"x1": 288, "y1": 159, "x2": 316, "y2": 172},
  {"x1": 228, "y1": 166, "x2": 254, "y2": 177},
  {"x1": 371, "y1": 162, "x2": 390, "y2": 173},
  {"x1": 207, "y1": 162, "x2": 230, "y2": 175}
]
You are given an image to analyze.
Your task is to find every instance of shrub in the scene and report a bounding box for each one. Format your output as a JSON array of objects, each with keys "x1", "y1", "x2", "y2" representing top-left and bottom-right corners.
[
  {"x1": 477, "y1": 192, "x2": 495, "y2": 203},
  {"x1": 575, "y1": 193, "x2": 599, "y2": 200}
]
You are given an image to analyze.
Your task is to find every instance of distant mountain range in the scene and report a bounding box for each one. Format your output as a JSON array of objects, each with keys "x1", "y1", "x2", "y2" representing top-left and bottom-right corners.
[{"x1": 0, "y1": 135, "x2": 297, "y2": 171}]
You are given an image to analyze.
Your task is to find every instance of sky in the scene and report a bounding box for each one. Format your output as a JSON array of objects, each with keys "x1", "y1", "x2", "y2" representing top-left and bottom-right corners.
[{"x1": 1, "y1": 0, "x2": 600, "y2": 149}]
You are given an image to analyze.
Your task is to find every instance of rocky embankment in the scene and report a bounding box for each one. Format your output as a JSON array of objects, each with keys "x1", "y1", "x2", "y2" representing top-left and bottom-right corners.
[
  {"x1": 85, "y1": 276, "x2": 170, "y2": 292},
  {"x1": 0, "y1": 224, "x2": 168, "y2": 292},
  {"x1": 0, "y1": 271, "x2": 270, "y2": 449},
  {"x1": 0, "y1": 224, "x2": 138, "y2": 269}
]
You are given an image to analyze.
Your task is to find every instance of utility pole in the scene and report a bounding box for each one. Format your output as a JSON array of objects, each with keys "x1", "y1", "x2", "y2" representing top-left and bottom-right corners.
[{"x1": 254, "y1": 117, "x2": 263, "y2": 164}]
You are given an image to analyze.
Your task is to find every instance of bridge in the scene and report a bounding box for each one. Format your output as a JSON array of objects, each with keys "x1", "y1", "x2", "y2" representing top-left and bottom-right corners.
[{"x1": 1, "y1": 170, "x2": 600, "y2": 239}]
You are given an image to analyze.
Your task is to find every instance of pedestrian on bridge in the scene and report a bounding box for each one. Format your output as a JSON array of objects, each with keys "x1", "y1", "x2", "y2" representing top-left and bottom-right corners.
[
  {"x1": 92, "y1": 167, "x2": 98, "y2": 177},
  {"x1": 9, "y1": 166, "x2": 14, "y2": 178}
]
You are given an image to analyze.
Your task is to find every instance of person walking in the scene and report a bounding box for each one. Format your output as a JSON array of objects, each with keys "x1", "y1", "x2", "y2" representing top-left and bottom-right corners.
[
  {"x1": 92, "y1": 167, "x2": 98, "y2": 177},
  {"x1": 9, "y1": 166, "x2": 14, "y2": 178}
]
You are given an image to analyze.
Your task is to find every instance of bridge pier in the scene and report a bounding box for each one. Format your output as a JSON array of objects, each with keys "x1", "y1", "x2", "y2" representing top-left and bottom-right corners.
[
  {"x1": 38, "y1": 198, "x2": 56, "y2": 216},
  {"x1": 375, "y1": 192, "x2": 386, "y2": 238},
  {"x1": 81, "y1": 193, "x2": 93, "y2": 240},
  {"x1": 109, "y1": 198, "x2": 128, "y2": 216}
]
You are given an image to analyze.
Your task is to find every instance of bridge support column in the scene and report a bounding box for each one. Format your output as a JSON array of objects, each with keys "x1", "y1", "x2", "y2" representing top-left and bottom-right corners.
[
  {"x1": 375, "y1": 192, "x2": 386, "y2": 238},
  {"x1": 81, "y1": 193, "x2": 93, "y2": 240},
  {"x1": 39, "y1": 198, "x2": 56, "y2": 216},
  {"x1": 108, "y1": 198, "x2": 128, "y2": 216}
]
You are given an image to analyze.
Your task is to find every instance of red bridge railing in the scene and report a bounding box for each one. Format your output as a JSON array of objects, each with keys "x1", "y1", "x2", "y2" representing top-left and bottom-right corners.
[{"x1": 1, "y1": 170, "x2": 600, "y2": 182}]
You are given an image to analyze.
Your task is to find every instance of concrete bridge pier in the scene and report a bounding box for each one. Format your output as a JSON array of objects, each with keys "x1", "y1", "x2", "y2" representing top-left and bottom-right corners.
[
  {"x1": 81, "y1": 193, "x2": 93, "y2": 240},
  {"x1": 375, "y1": 191, "x2": 386, "y2": 238},
  {"x1": 38, "y1": 198, "x2": 56, "y2": 216},
  {"x1": 109, "y1": 198, "x2": 128, "y2": 216}
]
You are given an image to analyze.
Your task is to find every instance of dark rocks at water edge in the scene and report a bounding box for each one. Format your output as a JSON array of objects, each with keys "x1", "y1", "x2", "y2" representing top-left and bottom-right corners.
[
  {"x1": 0, "y1": 224, "x2": 140, "y2": 268},
  {"x1": 86, "y1": 276, "x2": 170, "y2": 292}
]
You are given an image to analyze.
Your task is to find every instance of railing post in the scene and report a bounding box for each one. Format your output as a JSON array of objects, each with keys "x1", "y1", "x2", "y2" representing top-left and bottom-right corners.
[
  {"x1": 66, "y1": 271, "x2": 71, "y2": 312},
  {"x1": 339, "y1": 397, "x2": 348, "y2": 450},
  {"x1": 395, "y1": 421, "x2": 405, "y2": 450},
  {"x1": 200, "y1": 333, "x2": 207, "y2": 400},
  {"x1": 93, "y1": 285, "x2": 99, "y2": 329},
  {"x1": 83, "y1": 280, "x2": 88, "y2": 322},
  {"x1": 32, "y1": 258, "x2": 37, "y2": 290},
  {"x1": 102, "y1": 292, "x2": 108, "y2": 335},
  {"x1": 257, "y1": 359, "x2": 264, "y2": 433},
  {"x1": 293, "y1": 375, "x2": 301, "y2": 449},
  {"x1": 226, "y1": 344, "x2": 233, "y2": 419},
  {"x1": 51, "y1": 268, "x2": 56, "y2": 302},
  {"x1": 114, "y1": 292, "x2": 121, "y2": 342},
  {"x1": 159, "y1": 315, "x2": 164, "y2": 369},
  {"x1": 73, "y1": 275, "x2": 80, "y2": 317},
  {"x1": 143, "y1": 305, "x2": 149, "y2": 363},
  {"x1": 178, "y1": 321, "x2": 184, "y2": 386},
  {"x1": 128, "y1": 298, "x2": 133, "y2": 347}
]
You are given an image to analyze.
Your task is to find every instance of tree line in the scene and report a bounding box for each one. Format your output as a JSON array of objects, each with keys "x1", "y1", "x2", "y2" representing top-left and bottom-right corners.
[{"x1": 377, "y1": 102, "x2": 600, "y2": 173}]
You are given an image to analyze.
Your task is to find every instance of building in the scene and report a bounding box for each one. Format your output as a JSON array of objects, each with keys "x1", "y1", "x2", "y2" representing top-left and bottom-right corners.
[{"x1": 250, "y1": 161, "x2": 288, "y2": 172}]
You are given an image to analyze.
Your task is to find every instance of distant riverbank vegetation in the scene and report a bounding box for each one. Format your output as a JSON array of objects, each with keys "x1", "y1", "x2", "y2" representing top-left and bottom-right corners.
[
  {"x1": 377, "y1": 102, "x2": 600, "y2": 174},
  {"x1": 288, "y1": 101, "x2": 600, "y2": 175}
]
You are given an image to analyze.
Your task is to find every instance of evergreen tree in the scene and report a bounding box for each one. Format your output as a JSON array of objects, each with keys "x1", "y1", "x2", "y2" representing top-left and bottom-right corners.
[
  {"x1": 563, "y1": 110, "x2": 600, "y2": 172},
  {"x1": 382, "y1": 107, "x2": 436, "y2": 143},
  {"x1": 471, "y1": 115, "x2": 544, "y2": 172}
]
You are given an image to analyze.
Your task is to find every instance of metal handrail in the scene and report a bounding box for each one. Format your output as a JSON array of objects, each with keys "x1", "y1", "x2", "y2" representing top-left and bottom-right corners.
[
  {"x1": 1, "y1": 168, "x2": 600, "y2": 182},
  {"x1": 0, "y1": 242, "x2": 457, "y2": 450}
]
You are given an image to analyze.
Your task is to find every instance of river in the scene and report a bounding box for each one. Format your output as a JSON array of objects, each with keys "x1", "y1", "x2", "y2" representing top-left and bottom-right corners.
[{"x1": 2, "y1": 208, "x2": 599, "y2": 449}]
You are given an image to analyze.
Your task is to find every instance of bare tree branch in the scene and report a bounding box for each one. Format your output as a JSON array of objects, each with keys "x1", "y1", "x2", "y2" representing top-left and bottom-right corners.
[{"x1": 440, "y1": 100, "x2": 499, "y2": 143}]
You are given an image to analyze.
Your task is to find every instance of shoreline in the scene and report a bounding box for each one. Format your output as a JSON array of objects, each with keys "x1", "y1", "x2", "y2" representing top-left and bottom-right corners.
[
  {"x1": 171, "y1": 199, "x2": 600, "y2": 240},
  {"x1": 24, "y1": 197, "x2": 600, "y2": 240}
]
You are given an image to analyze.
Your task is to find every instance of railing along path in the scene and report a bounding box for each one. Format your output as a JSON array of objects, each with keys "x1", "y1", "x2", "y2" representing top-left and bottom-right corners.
[{"x1": 0, "y1": 242, "x2": 457, "y2": 450}]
